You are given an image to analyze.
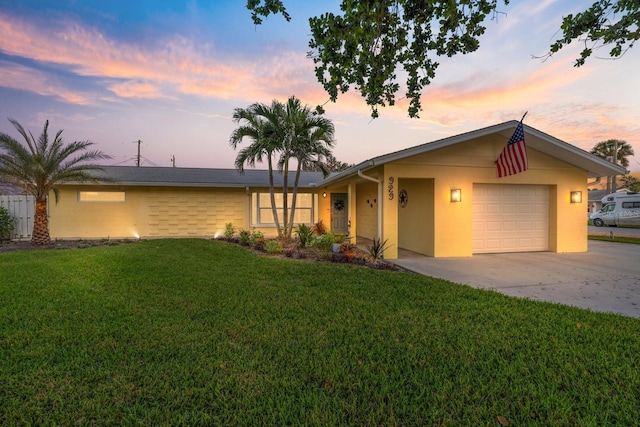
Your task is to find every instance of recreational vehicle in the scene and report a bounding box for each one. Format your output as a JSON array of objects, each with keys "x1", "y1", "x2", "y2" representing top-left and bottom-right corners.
[{"x1": 590, "y1": 192, "x2": 640, "y2": 227}]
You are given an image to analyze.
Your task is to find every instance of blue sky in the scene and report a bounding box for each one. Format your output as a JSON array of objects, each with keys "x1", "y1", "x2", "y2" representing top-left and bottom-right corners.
[{"x1": 0, "y1": 1, "x2": 638, "y2": 171}]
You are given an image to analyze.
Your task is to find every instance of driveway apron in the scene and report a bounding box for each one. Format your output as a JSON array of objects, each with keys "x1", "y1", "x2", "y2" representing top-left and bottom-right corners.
[{"x1": 392, "y1": 240, "x2": 640, "y2": 318}]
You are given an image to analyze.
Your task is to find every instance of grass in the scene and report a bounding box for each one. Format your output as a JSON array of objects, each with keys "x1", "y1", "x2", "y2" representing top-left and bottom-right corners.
[
  {"x1": 589, "y1": 234, "x2": 640, "y2": 244},
  {"x1": 1, "y1": 239, "x2": 640, "y2": 425}
]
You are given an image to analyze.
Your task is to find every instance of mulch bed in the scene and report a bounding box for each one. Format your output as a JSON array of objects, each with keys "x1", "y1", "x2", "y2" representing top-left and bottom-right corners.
[{"x1": 0, "y1": 238, "x2": 399, "y2": 271}]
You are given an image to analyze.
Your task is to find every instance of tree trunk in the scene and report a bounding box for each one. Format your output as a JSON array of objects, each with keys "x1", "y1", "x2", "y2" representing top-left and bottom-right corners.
[
  {"x1": 31, "y1": 197, "x2": 51, "y2": 245},
  {"x1": 267, "y1": 156, "x2": 281, "y2": 237},
  {"x1": 288, "y1": 163, "x2": 302, "y2": 237}
]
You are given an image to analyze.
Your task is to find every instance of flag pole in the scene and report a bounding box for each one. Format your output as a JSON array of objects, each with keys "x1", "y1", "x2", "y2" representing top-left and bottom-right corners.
[{"x1": 520, "y1": 111, "x2": 528, "y2": 122}]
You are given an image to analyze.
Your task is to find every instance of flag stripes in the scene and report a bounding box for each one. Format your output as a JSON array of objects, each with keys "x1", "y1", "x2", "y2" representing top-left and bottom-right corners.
[{"x1": 497, "y1": 121, "x2": 528, "y2": 178}]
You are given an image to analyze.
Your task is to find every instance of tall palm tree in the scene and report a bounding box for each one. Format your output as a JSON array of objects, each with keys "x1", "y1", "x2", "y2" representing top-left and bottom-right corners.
[
  {"x1": 230, "y1": 101, "x2": 285, "y2": 236},
  {"x1": 279, "y1": 97, "x2": 335, "y2": 238},
  {"x1": 0, "y1": 119, "x2": 112, "y2": 245}
]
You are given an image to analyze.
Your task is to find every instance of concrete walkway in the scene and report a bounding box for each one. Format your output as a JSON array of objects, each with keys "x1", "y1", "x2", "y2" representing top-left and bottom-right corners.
[{"x1": 392, "y1": 241, "x2": 640, "y2": 318}]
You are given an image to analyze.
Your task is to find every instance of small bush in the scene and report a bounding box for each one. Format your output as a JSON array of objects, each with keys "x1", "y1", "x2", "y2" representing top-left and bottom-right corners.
[
  {"x1": 249, "y1": 229, "x2": 265, "y2": 248},
  {"x1": 312, "y1": 220, "x2": 327, "y2": 236},
  {"x1": 265, "y1": 240, "x2": 282, "y2": 254},
  {"x1": 295, "y1": 224, "x2": 314, "y2": 247},
  {"x1": 0, "y1": 206, "x2": 14, "y2": 242},
  {"x1": 314, "y1": 231, "x2": 335, "y2": 252},
  {"x1": 238, "y1": 229, "x2": 251, "y2": 246},
  {"x1": 223, "y1": 222, "x2": 236, "y2": 240}
]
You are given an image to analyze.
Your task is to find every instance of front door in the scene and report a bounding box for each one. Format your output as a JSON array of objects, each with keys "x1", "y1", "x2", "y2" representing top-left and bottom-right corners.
[{"x1": 331, "y1": 193, "x2": 348, "y2": 234}]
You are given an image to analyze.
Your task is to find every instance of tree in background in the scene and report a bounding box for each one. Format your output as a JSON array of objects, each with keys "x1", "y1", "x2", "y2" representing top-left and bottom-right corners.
[
  {"x1": 590, "y1": 139, "x2": 634, "y2": 168},
  {"x1": 590, "y1": 139, "x2": 634, "y2": 193},
  {"x1": 619, "y1": 174, "x2": 640, "y2": 192},
  {"x1": 247, "y1": 1, "x2": 639, "y2": 118},
  {"x1": 303, "y1": 153, "x2": 352, "y2": 173},
  {"x1": 0, "y1": 119, "x2": 112, "y2": 245}
]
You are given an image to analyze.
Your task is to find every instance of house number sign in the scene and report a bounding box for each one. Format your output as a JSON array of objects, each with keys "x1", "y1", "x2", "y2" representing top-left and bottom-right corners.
[{"x1": 388, "y1": 177, "x2": 394, "y2": 200}]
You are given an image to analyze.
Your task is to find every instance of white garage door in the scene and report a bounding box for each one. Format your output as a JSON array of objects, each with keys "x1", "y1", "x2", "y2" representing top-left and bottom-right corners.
[{"x1": 472, "y1": 184, "x2": 549, "y2": 254}]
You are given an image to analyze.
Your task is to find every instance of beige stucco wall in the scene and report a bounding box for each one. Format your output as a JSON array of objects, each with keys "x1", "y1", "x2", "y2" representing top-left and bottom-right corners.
[
  {"x1": 355, "y1": 182, "x2": 378, "y2": 239},
  {"x1": 398, "y1": 178, "x2": 434, "y2": 256},
  {"x1": 324, "y1": 135, "x2": 589, "y2": 259},
  {"x1": 380, "y1": 137, "x2": 588, "y2": 258},
  {"x1": 50, "y1": 185, "x2": 247, "y2": 239}
]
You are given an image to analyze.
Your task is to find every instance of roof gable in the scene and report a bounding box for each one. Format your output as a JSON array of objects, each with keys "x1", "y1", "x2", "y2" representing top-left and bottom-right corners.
[{"x1": 320, "y1": 121, "x2": 626, "y2": 185}]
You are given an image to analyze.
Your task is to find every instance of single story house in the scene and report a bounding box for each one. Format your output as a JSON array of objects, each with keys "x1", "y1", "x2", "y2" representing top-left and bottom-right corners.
[{"x1": 50, "y1": 121, "x2": 626, "y2": 259}]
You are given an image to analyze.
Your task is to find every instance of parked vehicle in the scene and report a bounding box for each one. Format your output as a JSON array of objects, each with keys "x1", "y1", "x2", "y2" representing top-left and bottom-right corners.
[{"x1": 590, "y1": 192, "x2": 640, "y2": 227}]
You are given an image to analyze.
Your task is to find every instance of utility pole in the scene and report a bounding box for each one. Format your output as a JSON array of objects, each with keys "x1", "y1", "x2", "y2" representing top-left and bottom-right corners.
[
  {"x1": 611, "y1": 140, "x2": 618, "y2": 193},
  {"x1": 133, "y1": 140, "x2": 142, "y2": 167}
]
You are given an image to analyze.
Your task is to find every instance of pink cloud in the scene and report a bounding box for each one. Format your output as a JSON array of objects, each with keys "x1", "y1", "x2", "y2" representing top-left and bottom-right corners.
[
  {"x1": 0, "y1": 12, "x2": 316, "y2": 105},
  {"x1": 0, "y1": 60, "x2": 91, "y2": 104}
]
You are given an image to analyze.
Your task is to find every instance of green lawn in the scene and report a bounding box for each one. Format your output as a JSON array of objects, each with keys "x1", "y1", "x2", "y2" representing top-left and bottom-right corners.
[{"x1": 1, "y1": 239, "x2": 639, "y2": 425}]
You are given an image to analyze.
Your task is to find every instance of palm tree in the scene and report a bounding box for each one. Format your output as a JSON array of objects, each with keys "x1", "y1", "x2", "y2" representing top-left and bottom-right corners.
[
  {"x1": 230, "y1": 101, "x2": 285, "y2": 236},
  {"x1": 279, "y1": 97, "x2": 335, "y2": 237},
  {"x1": 590, "y1": 139, "x2": 634, "y2": 168},
  {"x1": 230, "y1": 96, "x2": 336, "y2": 238},
  {"x1": 591, "y1": 139, "x2": 634, "y2": 192},
  {"x1": 0, "y1": 119, "x2": 112, "y2": 245}
]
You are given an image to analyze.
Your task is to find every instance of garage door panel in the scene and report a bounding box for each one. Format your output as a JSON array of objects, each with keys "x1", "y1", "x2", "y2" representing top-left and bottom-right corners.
[{"x1": 473, "y1": 184, "x2": 549, "y2": 254}]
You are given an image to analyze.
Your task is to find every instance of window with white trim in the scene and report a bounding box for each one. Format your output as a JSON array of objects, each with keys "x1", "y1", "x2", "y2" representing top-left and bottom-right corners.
[
  {"x1": 255, "y1": 192, "x2": 314, "y2": 225},
  {"x1": 78, "y1": 191, "x2": 125, "y2": 202}
]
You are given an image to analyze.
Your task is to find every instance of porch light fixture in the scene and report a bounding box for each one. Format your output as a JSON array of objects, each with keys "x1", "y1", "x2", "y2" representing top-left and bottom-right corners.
[
  {"x1": 450, "y1": 188, "x2": 462, "y2": 203},
  {"x1": 322, "y1": 192, "x2": 327, "y2": 198},
  {"x1": 570, "y1": 191, "x2": 582, "y2": 203}
]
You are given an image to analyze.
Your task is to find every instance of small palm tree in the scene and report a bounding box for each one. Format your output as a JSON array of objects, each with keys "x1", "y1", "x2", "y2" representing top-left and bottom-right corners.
[{"x1": 0, "y1": 119, "x2": 112, "y2": 245}]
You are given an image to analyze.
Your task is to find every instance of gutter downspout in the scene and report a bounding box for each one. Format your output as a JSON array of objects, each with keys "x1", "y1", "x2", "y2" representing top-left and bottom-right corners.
[{"x1": 357, "y1": 169, "x2": 383, "y2": 239}]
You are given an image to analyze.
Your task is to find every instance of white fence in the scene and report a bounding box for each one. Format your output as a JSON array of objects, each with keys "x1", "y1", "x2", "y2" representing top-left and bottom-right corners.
[{"x1": 0, "y1": 195, "x2": 35, "y2": 240}]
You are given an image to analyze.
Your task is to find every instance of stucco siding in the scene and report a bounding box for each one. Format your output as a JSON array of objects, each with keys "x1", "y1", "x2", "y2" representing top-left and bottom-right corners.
[
  {"x1": 398, "y1": 178, "x2": 434, "y2": 256},
  {"x1": 381, "y1": 138, "x2": 589, "y2": 258},
  {"x1": 49, "y1": 186, "x2": 246, "y2": 239},
  {"x1": 355, "y1": 182, "x2": 378, "y2": 239}
]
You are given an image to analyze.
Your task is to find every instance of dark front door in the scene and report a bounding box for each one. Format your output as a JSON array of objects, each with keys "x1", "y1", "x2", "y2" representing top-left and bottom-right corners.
[{"x1": 331, "y1": 193, "x2": 348, "y2": 234}]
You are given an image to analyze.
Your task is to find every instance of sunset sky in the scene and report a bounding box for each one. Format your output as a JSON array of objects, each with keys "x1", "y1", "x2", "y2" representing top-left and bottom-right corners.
[{"x1": 1, "y1": 1, "x2": 638, "y2": 171}]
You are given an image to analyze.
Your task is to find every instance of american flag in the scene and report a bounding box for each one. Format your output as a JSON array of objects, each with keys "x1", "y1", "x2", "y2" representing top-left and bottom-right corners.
[{"x1": 496, "y1": 121, "x2": 528, "y2": 178}]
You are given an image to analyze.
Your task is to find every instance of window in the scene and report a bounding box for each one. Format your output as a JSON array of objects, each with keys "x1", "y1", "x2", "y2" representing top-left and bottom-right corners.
[
  {"x1": 622, "y1": 201, "x2": 640, "y2": 209},
  {"x1": 254, "y1": 192, "x2": 314, "y2": 225},
  {"x1": 78, "y1": 191, "x2": 125, "y2": 202},
  {"x1": 601, "y1": 203, "x2": 616, "y2": 213}
]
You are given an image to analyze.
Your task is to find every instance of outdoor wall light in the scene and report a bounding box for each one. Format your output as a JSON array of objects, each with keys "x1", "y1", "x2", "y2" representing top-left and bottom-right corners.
[
  {"x1": 450, "y1": 188, "x2": 462, "y2": 203},
  {"x1": 322, "y1": 192, "x2": 327, "y2": 198},
  {"x1": 570, "y1": 191, "x2": 582, "y2": 203}
]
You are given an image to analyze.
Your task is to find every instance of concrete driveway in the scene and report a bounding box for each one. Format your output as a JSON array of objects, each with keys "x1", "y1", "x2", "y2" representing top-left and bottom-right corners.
[{"x1": 392, "y1": 241, "x2": 640, "y2": 318}]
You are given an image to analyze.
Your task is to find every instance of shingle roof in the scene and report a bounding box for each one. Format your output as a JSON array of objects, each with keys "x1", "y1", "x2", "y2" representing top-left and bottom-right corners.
[{"x1": 90, "y1": 166, "x2": 326, "y2": 188}]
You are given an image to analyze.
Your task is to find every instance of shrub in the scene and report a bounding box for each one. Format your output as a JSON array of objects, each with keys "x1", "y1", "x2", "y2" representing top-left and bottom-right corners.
[
  {"x1": 295, "y1": 224, "x2": 314, "y2": 247},
  {"x1": 238, "y1": 229, "x2": 251, "y2": 246},
  {"x1": 249, "y1": 229, "x2": 265, "y2": 248},
  {"x1": 314, "y1": 231, "x2": 335, "y2": 252},
  {"x1": 312, "y1": 220, "x2": 327, "y2": 236},
  {"x1": 223, "y1": 222, "x2": 236, "y2": 240},
  {"x1": 265, "y1": 240, "x2": 282, "y2": 254},
  {"x1": 0, "y1": 206, "x2": 14, "y2": 242},
  {"x1": 366, "y1": 237, "x2": 390, "y2": 260}
]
